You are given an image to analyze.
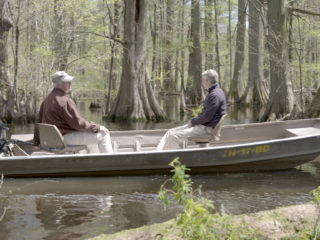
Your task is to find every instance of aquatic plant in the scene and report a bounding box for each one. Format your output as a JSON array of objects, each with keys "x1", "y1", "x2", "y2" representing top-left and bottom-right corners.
[
  {"x1": 158, "y1": 158, "x2": 259, "y2": 240},
  {"x1": 310, "y1": 186, "x2": 320, "y2": 239},
  {"x1": 0, "y1": 174, "x2": 7, "y2": 222}
]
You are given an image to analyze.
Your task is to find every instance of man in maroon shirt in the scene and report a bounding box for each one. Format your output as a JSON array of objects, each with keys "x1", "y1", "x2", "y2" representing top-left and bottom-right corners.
[{"x1": 33, "y1": 71, "x2": 113, "y2": 153}]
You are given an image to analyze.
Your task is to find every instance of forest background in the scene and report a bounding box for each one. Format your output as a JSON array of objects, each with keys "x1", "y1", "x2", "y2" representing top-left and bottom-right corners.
[{"x1": 0, "y1": 0, "x2": 320, "y2": 123}]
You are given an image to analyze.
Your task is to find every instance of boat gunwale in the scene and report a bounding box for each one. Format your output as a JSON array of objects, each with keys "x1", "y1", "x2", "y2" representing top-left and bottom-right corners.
[{"x1": 1, "y1": 132, "x2": 320, "y2": 161}]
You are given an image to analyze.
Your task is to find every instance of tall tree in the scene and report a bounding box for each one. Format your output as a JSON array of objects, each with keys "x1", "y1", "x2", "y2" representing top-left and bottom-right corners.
[
  {"x1": 0, "y1": 0, "x2": 17, "y2": 121},
  {"x1": 108, "y1": 0, "x2": 166, "y2": 121},
  {"x1": 180, "y1": 0, "x2": 187, "y2": 112},
  {"x1": 261, "y1": 0, "x2": 294, "y2": 121},
  {"x1": 104, "y1": 0, "x2": 121, "y2": 114},
  {"x1": 53, "y1": 0, "x2": 75, "y2": 71},
  {"x1": 213, "y1": 0, "x2": 221, "y2": 79},
  {"x1": 163, "y1": 0, "x2": 175, "y2": 92},
  {"x1": 204, "y1": 0, "x2": 214, "y2": 70},
  {"x1": 239, "y1": 0, "x2": 268, "y2": 105},
  {"x1": 187, "y1": 0, "x2": 202, "y2": 104},
  {"x1": 228, "y1": 0, "x2": 247, "y2": 103}
]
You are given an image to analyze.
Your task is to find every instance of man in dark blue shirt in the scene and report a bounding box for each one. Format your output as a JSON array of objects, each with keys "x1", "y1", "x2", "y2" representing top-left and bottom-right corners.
[{"x1": 157, "y1": 69, "x2": 227, "y2": 151}]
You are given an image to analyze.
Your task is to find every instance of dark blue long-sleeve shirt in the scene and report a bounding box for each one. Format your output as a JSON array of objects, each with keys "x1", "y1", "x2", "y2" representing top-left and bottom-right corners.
[{"x1": 190, "y1": 83, "x2": 227, "y2": 127}]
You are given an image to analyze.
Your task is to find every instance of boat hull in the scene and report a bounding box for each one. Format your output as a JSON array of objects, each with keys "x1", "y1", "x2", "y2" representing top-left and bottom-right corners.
[{"x1": 1, "y1": 131, "x2": 320, "y2": 177}]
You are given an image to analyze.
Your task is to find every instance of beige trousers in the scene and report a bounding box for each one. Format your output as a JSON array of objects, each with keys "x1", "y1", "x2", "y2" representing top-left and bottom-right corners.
[
  {"x1": 64, "y1": 131, "x2": 113, "y2": 153},
  {"x1": 157, "y1": 124, "x2": 213, "y2": 151}
]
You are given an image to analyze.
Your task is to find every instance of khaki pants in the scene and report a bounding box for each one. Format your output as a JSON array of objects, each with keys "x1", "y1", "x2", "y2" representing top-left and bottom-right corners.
[
  {"x1": 157, "y1": 124, "x2": 213, "y2": 151},
  {"x1": 64, "y1": 131, "x2": 113, "y2": 153}
]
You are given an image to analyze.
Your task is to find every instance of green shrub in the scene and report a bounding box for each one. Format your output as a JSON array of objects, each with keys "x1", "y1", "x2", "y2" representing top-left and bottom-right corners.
[{"x1": 159, "y1": 158, "x2": 259, "y2": 240}]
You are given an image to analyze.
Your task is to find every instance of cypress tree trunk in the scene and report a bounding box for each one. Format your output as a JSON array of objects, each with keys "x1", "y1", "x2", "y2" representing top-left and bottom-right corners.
[
  {"x1": 213, "y1": 0, "x2": 221, "y2": 80},
  {"x1": 205, "y1": 0, "x2": 214, "y2": 70},
  {"x1": 187, "y1": 0, "x2": 202, "y2": 104},
  {"x1": 163, "y1": 0, "x2": 175, "y2": 92},
  {"x1": 180, "y1": 0, "x2": 186, "y2": 112},
  {"x1": 108, "y1": 0, "x2": 166, "y2": 121},
  {"x1": 228, "y1": 0, "x2": 247, "y2": 103},
  {"x1": 0, "y1": 0, "x2": 17, "y2": 121},
  {"x1": 261, "y1": 0, "x2": 294, "y2": 121},
  {"x1": 239, "y1": 0, "x2": 268, "y2": 105},
  {"x1": 307, "y1": 86, "x2": 320, "y2": 118}
]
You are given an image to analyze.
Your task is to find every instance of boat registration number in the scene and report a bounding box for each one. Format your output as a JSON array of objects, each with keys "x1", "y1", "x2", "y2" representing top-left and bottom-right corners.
[{"x1": 223, "y1": 144, "x2": 270, "y2": 158}]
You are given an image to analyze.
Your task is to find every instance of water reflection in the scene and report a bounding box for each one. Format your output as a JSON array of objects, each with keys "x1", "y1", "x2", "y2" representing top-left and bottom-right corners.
[{"x1": 1, "y1": 159, "x2": 320, "y2": 239}]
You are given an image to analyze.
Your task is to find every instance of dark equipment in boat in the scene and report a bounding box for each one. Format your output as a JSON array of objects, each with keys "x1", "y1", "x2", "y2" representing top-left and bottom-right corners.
[
  {"x1": 0, "y1": 120, "x2": 33, "y2": 157},
  {"x1": 0, "y1": 121, "x2": 13, "y2": 157}
]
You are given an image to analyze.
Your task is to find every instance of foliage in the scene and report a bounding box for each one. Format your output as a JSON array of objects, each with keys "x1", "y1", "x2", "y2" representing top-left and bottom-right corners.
[
  {"x1": 159, "y1": 158, "x2": 260, "y2": 240},
  {"x1": 190, "y1": 105, "x2": 202, "y2": 117},
  {"x1": 310, "y1": 186, "x2": 320, "y2": 239},
  {"x1": 0, "y1": 174, "x2": 7, "y2": 223},
  {"x1": 2, "y1": 0, "x2": 320, "y2": 121}
]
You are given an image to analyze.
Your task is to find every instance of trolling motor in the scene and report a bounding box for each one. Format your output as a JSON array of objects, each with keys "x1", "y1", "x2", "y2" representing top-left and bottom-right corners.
[
  {"x1": 0, "y1": 120, "x2": 34, "y2": 157},
  {"x1": 0, "y1": 120, "x2": 13, "y2": 157}
]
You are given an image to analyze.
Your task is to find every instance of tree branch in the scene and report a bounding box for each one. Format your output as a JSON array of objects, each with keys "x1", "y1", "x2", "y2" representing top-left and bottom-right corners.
[
  {"x1": 76, "y1": 31, "x2": 125, "y2": 45},
  {"x1": 65, "y1": 55, "x2": 97, "y2": 69},
  {"x1": 289, "y1": 7, "x2": 320, "y2": 17}
]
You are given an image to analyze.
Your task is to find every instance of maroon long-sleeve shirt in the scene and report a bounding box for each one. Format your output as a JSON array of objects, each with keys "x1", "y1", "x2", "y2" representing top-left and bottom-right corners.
[{"x1": 33, "y1": 88, "x2": 100, "y2": 146}]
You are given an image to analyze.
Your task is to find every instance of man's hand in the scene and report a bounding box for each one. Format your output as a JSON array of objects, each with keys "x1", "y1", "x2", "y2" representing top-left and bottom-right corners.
[
  {"x1": 187, "y1": 121, "x2": 193, "y2": 128},
  {"x1": 99, "y1": 126, "x2": 110, "y2": 134}
]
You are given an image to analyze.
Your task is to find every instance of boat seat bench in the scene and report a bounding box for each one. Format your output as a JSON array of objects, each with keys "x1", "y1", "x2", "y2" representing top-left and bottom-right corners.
[
  {"x1": 37, "y1": 123, "x2": 89, "y2": 154},
  {"x1": 184, "y1": 114, "x2": 227, "y2": 148}
]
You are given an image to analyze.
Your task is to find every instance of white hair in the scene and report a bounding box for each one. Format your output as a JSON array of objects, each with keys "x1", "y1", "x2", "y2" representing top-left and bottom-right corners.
[{"x1": 202, "y1": 69, "x2": 219, "y2": 84}]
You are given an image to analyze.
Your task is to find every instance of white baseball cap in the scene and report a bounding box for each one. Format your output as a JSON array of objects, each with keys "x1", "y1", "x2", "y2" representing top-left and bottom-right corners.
[{"x1": 52, "y1": 71, "x2": 74, "y2": 84}]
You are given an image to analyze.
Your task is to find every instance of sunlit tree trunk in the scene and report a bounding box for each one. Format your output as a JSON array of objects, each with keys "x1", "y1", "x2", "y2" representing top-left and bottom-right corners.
[
  {"x1": 104, "y1": 1, "x2": 121, "y2": 114},
  {"x1": 205, "y1": 0, "x2": 214, "y2": 70},
  {"x1": 108, "y1": 0, "x2": 166, "y2": 121},
  {"x1": 0, "y1": 0, "x2": 17, "y2": 121},
  {"x1": 307, "y1": 86, "x2": 320, "y2": 118},
  {"x1": 213, "y1": 0, "x2": 221, "y2": 80},
  {"x1": 163, "y1": 0, "x2": 175, "y2": 92},
  {"x1": 239, "y1": 0, "x2": 268, "y2": 105},
  {"x1": 228, "y1": 0, "x2": 246, "y2": 103},
  {"x1": 151, "y1": 2, "x2": 158, "y2": 82},
  {"x1": 180, "y1": 0, "x2": 186, "y2": 112},
  {"x1": 261, "y1": 0, "x2": 294, "y2": 121},
  {"x1": 187, "y1": 0, "x2": 202, "y2": 104},
  {"x1": 53, "y1": 0, "x2": 74, "y2": 71}
]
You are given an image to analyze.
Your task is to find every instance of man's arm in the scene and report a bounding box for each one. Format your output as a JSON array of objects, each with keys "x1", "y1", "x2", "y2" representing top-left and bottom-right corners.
[{"x1": 62, "y1": 98, "x2": 101, "y2": 133}]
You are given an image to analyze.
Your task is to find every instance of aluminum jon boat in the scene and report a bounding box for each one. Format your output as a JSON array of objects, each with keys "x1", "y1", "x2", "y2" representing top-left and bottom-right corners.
[{"x1": 1, "y1": 118, "x2": 320, "y2": 177}]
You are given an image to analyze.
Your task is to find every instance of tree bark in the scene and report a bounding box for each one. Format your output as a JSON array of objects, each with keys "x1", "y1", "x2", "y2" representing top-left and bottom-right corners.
[
  {"x1": 163, "y1": 0, "x2": 175, "y2": 92},
  {"x1": 151, "y1": 2, "x2": 158, "y2": 82},
  {"x1": 228, "y1": 0, "x2": 247, "y2": 103},
  {"x1": 108, "y1": 0, "x2": 166, "y2": 121},
  {"x1": 0, "y1": 0, "x2": 17, "y2": 121},
  {"x1": 187, "y1": 0, "x2": 202, "y2": 104},
  {"x1": 205, "y1": 0, "x2": 214, "y2": 70},
  {"x1": 213, "y1": 0, "x2": 221, "y2": 81},
  {"x1": 239, "y1": 0, "x2": 268, "y2": 105},
  {"x1": 53, "y1": 0, "x2": 74, "y2": 71},
  {"x1": 261, "y1": 0, "x2": 294, "y2": 121},
  {"x1": 228, "y1": 0, "x2": 232, "y2": 88},
  {"x1": 104, "y1": 1, "x2": 121, "y2": 114},
  {"x1": 307, "y1": 86, "x2": 320, "y2": 118},
  {"x1": 180, "y1": 0, "x2": 186, "y2": 112}
]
